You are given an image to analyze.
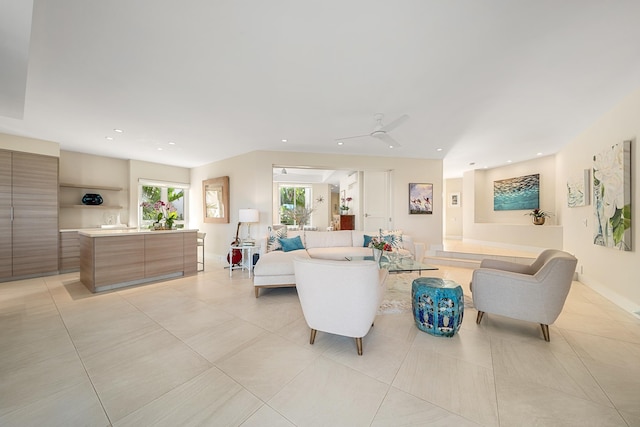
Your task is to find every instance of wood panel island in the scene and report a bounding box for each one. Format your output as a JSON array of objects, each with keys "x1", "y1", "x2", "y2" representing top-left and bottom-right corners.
[{"x1": 79, "y1": 229, "x2": 198, "y2": 292}]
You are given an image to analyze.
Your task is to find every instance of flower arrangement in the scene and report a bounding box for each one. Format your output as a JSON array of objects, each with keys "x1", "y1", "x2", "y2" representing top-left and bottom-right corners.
[
  {"x1": 140, "y1": 200, "x2": 178, "y2": 229},
  {"x1": 369, "y1": 236, "x2": 392, "y2": 251},
  {"x1": 340, "y1": 196, "x2": 353, "y2": 212},
  {"x1": 526, "y1": 208, "x2": 552, "y2": 219}
]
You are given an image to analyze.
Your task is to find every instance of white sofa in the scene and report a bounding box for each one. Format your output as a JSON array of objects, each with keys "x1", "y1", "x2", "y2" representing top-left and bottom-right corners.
[{"x1": 253, "y1": 229, "x2": 415, "y2": 297}]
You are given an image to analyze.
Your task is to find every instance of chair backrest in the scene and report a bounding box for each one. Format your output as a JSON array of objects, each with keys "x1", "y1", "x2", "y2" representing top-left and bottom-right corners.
[
  {"x1": 529, "y1": 249, "x2": 567, "y2": 273},
  {"x1": 532, "y1": 251, "x2": 577, "y2": 319},
  {"x1": 293, "y1": 257, "x2": 386, "y2": 338},
  {"x1": 197, "y1": 232, "x2": 206, "y2": 245}
]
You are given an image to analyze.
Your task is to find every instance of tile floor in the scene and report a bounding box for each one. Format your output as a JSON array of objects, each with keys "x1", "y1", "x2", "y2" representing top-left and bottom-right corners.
[{"x1": 1, "y1": 253, "x2": 639, "y2": 426}]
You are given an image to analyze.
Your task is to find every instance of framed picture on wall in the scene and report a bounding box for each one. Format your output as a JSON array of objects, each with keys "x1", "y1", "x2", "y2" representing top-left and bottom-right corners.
[
  {"x1": 409, "y1": 183, "x2": 433, "y2": 214},
  {"x1": 449, "y1": 192, "x2": 460, "y2": 207},
  {"x1": 203, "y1": 176, "x2": 229, "y2": 223}
]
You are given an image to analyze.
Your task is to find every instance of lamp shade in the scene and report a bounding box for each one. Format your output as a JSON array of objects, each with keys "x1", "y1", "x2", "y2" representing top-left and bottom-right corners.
[{"x1": 239, "y1": 208, "x2": 259, "y2": 223}]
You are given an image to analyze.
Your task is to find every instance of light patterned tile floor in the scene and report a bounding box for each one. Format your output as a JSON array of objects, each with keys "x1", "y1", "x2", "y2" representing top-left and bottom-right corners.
[{"x1": 1, "y1": 247, "x2": 639, "y2": 426}]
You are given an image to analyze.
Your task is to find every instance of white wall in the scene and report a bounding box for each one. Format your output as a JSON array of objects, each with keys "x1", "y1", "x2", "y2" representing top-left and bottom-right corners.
[
  {"x1": 190, "y1": 150, "x2": 443, "y2": 260},
  {"x1": 461, "y1": 156, "x2": 563, "y2": 250},
  {"x1": 558, "y1": 88, "x2": 640, "y2": 314},
  {"x1": 59, "y1": 151, "x2": 130, "y2": 229},
  {"x1": 444, "y1": 178, "x2": 463, "y2": 239},
  {"x1": 0, "y1": 133, "x2": 59, "y2": 157},
  {"x1": 473, "y1": 155, "x2": 556, "y2": 224}
]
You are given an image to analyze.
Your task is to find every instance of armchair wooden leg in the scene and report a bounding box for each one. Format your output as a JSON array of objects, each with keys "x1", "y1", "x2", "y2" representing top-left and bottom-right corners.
[
  {"x1": 254, "y1": 287, "x2": 259, "y2": 298},
  {"x1": 540, "y1": 324, "x2": 550, "y2": 342},
  {"x1": 310, "y1": 329, "x2": 317, "y2": 345},
  {"x1": 355, "y1": 337, "x2": 363, "y2": 356},
  {"x1": 476, "y1": 311, "x2": 485, "y2": 324}
]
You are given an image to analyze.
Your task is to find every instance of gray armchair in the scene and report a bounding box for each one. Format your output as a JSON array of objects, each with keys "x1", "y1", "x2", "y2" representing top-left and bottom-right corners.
[{"x1": 471, "y1": 249, "x2": 577, "y2": 341}]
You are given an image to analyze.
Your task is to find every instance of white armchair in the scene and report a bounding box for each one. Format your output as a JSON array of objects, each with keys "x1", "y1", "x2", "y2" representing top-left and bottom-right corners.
[
  {"x1": 293, "y1": 257, "x2": 388, "y2": 355},
  {"x1": 471, "y1": 249, "x2": 577, "y2": 341}
]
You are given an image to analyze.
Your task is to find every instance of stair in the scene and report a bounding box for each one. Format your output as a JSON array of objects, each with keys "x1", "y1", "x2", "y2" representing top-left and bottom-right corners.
[{"x1": 424, "y1": 250, "x2": 537, "y2": 269}]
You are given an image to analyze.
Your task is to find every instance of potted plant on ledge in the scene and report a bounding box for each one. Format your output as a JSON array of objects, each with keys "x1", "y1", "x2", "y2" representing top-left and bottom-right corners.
[{"x1": 527, "y1": 208, "x2": 552, "y2": 225}]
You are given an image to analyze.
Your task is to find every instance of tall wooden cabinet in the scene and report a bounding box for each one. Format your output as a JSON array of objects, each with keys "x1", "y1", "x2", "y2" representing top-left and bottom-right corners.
[{"x1": 0, "y1": 150, "x2": 59, "y2": 281}]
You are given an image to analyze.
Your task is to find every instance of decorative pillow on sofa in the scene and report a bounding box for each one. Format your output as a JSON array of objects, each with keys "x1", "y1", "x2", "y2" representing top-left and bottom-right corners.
[
  {"x1": 267, "y1": 226, "x2": 287, "y2": 252},
  {"x1": 380, "y1": 229, "x2": 404, "y2": 249},
  {"x1": 279, "y1": 235, "x2": 305, "y2": 252},
  {"x1": 363, "y1": 234, "x2": 375, "y2": 248}
]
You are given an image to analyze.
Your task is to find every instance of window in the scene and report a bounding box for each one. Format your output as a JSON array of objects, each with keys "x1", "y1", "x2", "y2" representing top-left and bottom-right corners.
[
  {"x1": 278, "y1": 185, "x2": 312, "y2": 226},
  {"x1": 139, "y1": 180, "x2": 189, "y2": 228}
]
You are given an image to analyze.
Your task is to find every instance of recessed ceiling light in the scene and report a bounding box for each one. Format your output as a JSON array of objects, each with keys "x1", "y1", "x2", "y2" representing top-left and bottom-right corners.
[
  {"x1": 389, "y1": 145, "x2": 394, "y2": 149},
  {"x1": 281, "y1": 139, "x2": 287, "y2": 143},
  {"x1": 507, "y1": 160, "x2": 512, "y2": 163},
  {"x1": 537, "y1": 152, "x2": 543, "y2": 156},
  {"x1": 157, "y1": 147, "x2": 163, "y2": 151},
  {"x1": 113, "y1": 128, "x2": 124, "y2": 133},
  {"x1": 337, "y1": 141, "x2": 344, "y2": 146},
  {"x1": 105, "y1": 136, "x2": 113, "y2": 141},
  {"x1": 168, "y1": 141, "x2": 176, "y2": 145},
  {"x1": 436, "y1": 148, "x2": 443, "y2": 152}
]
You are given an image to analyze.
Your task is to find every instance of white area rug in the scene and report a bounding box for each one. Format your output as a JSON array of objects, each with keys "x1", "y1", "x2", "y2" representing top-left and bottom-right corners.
[{"x1": 377, "y1": 273, "x2": 474, "y2": 315}]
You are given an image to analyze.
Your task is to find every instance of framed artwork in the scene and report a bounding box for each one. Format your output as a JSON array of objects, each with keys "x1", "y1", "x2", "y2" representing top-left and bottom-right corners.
[
  {"x1": 409, "y1": 183, "x2": 433, "y2": 214},
  {"x1": 567, "y1": 169, "x2": 590, "y2": 208},
  {"x1": 593, "y1": 140, "x2": 632, "y2": 251},
  {"x1": 493, "y1": 174, "x2": 539, "y2": 211},
  {"x1": 203, "y1": 176, "x2": 229, "y2": 223},
  {"x1": 449, "y1": 192, "x2": 460, "y2": 207}
]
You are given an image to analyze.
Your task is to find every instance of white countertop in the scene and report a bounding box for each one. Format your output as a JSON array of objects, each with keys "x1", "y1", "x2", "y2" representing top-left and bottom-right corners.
[{"x1": 78, "y1": 228, "x2": 198, "y2": 237}]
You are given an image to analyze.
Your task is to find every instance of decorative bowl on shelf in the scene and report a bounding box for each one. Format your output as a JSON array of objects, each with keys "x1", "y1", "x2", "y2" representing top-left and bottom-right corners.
[{"x1": 82, "y1": 193, "x2": 103, "y2": 205}]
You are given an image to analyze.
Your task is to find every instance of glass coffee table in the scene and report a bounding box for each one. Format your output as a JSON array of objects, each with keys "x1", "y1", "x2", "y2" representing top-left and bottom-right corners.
[{"x1": 345, "y1": 255, "x2": 438, "y2": 275}]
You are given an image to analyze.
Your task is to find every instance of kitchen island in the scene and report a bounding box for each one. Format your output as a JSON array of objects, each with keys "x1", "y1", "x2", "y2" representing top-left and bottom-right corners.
[{"x1": 79, "y1": 228, "x2": 198, "y2": 292}]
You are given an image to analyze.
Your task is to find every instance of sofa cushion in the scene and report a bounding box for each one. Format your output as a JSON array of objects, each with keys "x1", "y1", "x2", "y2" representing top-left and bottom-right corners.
[
  {"x1": 380, "y1": 229, "x2": 404, "y2": 249},
  {"x1": 280, "y1": 235, "x2": 304, "y2": 252},
  {"x1": 267, "y1": 226, "x2": 287, "y2": 252},
  {"x1": 305, "y1": 230, "x2": 353, "y2": 248},
  {"x1": 363, "y1": 234, "x2": 375, "y2": 247},
  {"x1": 254, "y1": 249, "x2": 310, "y2": 276}
]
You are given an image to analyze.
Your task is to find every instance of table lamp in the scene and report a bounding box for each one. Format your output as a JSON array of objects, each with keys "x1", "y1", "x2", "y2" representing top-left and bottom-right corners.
[{"x1": 239, "y1": 208, "x2": 259, "y2": 245}]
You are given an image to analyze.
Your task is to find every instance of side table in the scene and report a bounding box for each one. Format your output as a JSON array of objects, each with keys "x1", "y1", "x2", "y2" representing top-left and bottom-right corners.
[
  {"x1": 228, "y1": 244, "x2": 256, "y2": 277},
  {"x1": 411, "y1": 277, "x2": 464, "y2": 337}
]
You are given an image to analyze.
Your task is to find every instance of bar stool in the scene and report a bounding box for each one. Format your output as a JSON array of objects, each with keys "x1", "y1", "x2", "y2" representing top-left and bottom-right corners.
[{"x1": 197, "y1": 232, "x2": 206, "y2": 271}]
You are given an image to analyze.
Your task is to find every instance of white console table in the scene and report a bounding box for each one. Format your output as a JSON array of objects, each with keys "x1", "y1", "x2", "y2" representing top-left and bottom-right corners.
[{"x1": 228, "y1": 244, "x2": 256, "y2": 277}]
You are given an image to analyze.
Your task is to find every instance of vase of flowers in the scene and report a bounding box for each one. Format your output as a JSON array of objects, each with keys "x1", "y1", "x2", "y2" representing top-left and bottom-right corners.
[
  {"x1": 527, "y1": 208, "x2": 551, "y2": 225},
  {"x1": 140, "y1": 201, "x2": 178, "y2": 230},
  {"x1": 340, "y1": 196, "x2": 353, "y2": 214},
  {"x1": 369, "y1": 237, "x2": 392, "y2": 264}
]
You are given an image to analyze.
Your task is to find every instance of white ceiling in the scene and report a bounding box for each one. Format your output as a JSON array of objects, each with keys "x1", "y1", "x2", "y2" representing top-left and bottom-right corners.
[{"x1": 2, "y1": 1, "x2": 640, "y2": 178}]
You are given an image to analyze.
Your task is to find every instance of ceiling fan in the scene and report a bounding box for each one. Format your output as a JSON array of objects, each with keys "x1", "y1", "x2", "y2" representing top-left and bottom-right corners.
[{"x1": 336, "y1": 113, "x2": 409, "y2": 148}]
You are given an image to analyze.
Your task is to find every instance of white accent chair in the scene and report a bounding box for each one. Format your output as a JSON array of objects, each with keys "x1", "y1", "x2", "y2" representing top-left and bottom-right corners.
[
  {"x1": 293, "y1": 257, "x2": 388, "y2": 355},
  {"x1": 471, "y1": 249, "x2": 577, "y2": 341}
]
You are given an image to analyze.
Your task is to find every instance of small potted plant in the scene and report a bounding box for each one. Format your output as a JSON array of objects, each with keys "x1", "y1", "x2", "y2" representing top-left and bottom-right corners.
[{"x1": 527, "y1": 208, "x2": 551, "y2": 225}]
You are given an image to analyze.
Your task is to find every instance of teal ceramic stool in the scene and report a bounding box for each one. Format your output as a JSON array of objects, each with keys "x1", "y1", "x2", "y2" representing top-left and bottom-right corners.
[{"x1": 411, "y1": 277, "x2": 464, "y2": 337}]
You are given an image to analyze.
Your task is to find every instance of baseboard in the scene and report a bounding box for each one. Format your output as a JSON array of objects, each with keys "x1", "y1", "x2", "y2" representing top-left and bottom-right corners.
[{"x1": 579, "y1": 274, "x2": 640, "y2": 320}]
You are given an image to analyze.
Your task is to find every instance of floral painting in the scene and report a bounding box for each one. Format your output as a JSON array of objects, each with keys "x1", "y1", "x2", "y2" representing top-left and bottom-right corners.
[
  {"x1": 593, "y1": 140, "x2": 632, "y2": 251},
  {"x1": 493, "y1": 174, "x2": 539, "y2": 211},
  {"x1": 409, "y1": 183, "x2": 433, "y2": 214},
  {"x1": 567, "y1": 169, "x2": 590, "y2": 208}
]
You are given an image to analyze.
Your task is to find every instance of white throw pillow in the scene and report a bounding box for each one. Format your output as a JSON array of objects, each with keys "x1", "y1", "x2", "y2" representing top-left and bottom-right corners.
[
  {"x1": 380, "y1": 229, "x2": 404, "y2": 249},
  {"x1": 267, "y1": 226, "x2": 287, "y2": 252}
]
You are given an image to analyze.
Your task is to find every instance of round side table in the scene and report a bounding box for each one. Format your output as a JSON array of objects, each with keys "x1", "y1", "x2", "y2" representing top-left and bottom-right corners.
[{"x1": 411, "y1": 277, "x2": 464, "y2": 337}]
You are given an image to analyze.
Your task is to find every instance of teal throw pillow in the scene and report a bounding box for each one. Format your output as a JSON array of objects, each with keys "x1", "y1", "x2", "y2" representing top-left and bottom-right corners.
[
  {"x1": 363, "y1": 234, "x2": 374, "y2": 247},
  {"x1": 279, "y1": 235, "x2": 305, "y2": 252}
]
